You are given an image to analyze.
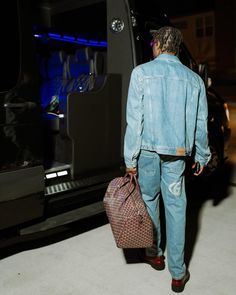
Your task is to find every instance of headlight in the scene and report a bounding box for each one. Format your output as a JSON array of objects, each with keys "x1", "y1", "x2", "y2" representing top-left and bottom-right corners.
[{"x1": 223, "y1": 102, "x2": 230, "y2": 123}]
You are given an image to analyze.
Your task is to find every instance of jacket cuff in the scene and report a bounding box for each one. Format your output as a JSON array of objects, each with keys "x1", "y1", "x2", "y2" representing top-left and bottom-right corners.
[
  {"x1": 125, "y1": 159, "x2": 137, "y2": 169},
  {"x1": 195, "y1": 154, "x2": 211, "y2": 167}
]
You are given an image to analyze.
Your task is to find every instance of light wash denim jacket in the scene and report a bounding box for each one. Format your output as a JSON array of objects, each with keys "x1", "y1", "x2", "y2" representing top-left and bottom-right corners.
[{"x1": 124, "y1": 53, "x2": 211, "y2": 168}]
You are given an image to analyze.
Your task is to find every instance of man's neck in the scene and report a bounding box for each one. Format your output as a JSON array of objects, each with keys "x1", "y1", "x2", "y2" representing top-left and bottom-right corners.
[{"x1": 161, "y1": 51, "x2": 176, "y2": 55}]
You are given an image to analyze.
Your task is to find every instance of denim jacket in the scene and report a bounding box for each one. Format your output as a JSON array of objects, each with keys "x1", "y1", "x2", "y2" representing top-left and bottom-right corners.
[{"x1": 124, "y1": 53, "x2": 211, "y2": 168}]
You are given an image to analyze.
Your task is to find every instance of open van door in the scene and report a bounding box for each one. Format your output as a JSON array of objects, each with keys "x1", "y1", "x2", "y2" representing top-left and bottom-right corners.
[{"x1": 0, "y1": 0, "x2": 45, "y2": 230}]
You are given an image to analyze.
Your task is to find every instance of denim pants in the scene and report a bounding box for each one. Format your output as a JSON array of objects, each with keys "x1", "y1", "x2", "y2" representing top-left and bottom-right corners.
[{"x1": 138, "y1": 150, "x2": 187, "y2": 279}]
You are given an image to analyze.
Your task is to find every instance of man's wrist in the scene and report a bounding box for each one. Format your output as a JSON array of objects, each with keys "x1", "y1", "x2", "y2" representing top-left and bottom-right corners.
[{"x1": 126, "y1": 167, "x2": 137, "y2": 173}]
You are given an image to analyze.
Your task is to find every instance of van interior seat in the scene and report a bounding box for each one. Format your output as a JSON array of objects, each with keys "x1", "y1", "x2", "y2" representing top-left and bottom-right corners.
[
  {"x1": 94, "y1": 51, "x2": 106, "y2": 76},
  {"x1": 92, "y1": 50, "x2": 107, "y2": 90},
  {"x1": 47, "y1": 51, "x2": 67, "y2": 79},
  {"x1": 65, "y1": 47, "x2": 94, "y2": 93}
]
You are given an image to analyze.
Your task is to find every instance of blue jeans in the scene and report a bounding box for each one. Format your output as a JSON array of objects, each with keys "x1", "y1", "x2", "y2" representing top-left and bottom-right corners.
[{"x1": 138, "y1": 150, "x2": 187, "y2": 279}]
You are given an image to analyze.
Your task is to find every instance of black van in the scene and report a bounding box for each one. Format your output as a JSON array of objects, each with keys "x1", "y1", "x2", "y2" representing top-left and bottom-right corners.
[{"x1": 0, "y1": 0, "x2": 230, "y2": 236}]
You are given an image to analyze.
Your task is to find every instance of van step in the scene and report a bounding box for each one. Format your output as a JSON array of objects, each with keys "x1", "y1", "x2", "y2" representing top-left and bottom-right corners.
[
  {"x1": 20, "y1": 201, "x2": 105, "y2": 235},
  {"x1": 45, "y1": 170, "x2": 121, "y2": 196}
]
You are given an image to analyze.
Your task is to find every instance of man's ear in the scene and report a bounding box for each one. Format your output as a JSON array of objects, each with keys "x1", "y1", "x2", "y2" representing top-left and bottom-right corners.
[
  {"x1": 155, "y1": 40, "x2": 161, "y2": 49},
  {"x1": 153, "y1": 40, "x2": 162, "y2": 57}
]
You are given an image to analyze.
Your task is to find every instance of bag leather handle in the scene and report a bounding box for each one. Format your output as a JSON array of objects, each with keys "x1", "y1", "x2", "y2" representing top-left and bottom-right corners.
[{"x1": 119, "y1": 174, "x2": 141, "y2": 208}]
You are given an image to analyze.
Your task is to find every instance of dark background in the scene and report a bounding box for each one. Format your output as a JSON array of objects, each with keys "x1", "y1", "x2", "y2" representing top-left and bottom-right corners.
[{"x1": 161, "y1": 0, "x2": 215, "y2": 16}]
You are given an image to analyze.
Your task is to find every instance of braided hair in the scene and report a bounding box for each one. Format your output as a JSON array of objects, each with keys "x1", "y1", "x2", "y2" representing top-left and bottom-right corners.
[{"x1": 151, "y1": 26, "x2": 183, "y2": 54}]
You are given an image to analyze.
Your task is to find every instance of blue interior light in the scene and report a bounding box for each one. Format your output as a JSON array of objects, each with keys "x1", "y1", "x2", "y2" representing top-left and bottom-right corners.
[
  {"x1": 88, "y1": 40, "x2": 99, "y2": 45},
  {"x1": 77, "y1": 38, "x2": 87, "y2": 43},
  {"x1": 99, "y1": 41, "x2": 107, "y2": 46},
  {"x1": 35, "y1": 32, "x2": 107, "y2": 47},
  {"x1": 48, "y1": 33, "x2": 61, "y2": 38},
  {"x1": 63, "y1": 35, "x2": 75, "y2": 41},
  {"x1": 34, "y1": 34, "x2": 42, "y2": 38}
]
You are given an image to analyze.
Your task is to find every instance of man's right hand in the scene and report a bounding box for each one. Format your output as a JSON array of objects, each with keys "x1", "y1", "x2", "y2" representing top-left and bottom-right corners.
[{"x1": 192, "y1": 162, "x2": 204, "y2": 176}]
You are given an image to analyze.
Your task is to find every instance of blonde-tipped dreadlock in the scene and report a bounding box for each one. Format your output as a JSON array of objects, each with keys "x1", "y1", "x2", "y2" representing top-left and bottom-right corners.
[{"x1": 151, "y1": 26, "x2": 183, "y2": 54}]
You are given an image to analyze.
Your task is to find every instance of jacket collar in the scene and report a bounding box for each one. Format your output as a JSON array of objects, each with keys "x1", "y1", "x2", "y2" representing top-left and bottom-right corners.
[{"x1": 155, "y1": 53, "x2": 181, "y2": 63}]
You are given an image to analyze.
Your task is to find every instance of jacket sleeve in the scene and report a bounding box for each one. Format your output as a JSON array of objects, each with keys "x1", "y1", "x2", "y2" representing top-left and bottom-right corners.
[
  {"x1": 194, "y1": 78, "x2": 211, "y2": 166},
  {"x1": 124, "y1": 67, "x2": 144, "y2": 168}
]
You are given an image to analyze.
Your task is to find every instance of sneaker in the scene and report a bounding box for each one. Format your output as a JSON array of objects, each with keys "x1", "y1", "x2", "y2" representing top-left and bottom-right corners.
[
  {"x1": 143, "y1": 255, "x2": 165, "y2": 270},
  {"x1": 171, "y1": 270, "x2": 190, "y2": 293}
]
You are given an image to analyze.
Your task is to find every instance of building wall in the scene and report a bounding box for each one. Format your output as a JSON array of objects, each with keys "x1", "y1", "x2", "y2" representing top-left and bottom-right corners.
[
  {"x1": 171, "y1": 11, "x2": 216, "y2": 70},
  {"x1": 214, "y1": 0, "x2": 235, "y2": 73},
  {"x1": 171, "y1": 0, "x2": 236, "y2": 75}
]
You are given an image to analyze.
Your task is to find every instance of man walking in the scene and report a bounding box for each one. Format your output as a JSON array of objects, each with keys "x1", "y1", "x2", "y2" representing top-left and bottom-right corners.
[{"x1": 124, "y1": 26, "x2": 211, "y2": 292}]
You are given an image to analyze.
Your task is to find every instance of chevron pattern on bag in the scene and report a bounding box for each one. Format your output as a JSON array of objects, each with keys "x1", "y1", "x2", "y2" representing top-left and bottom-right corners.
[{"x1": 103, "y1": 175, "x2": 153, "y2": 248}]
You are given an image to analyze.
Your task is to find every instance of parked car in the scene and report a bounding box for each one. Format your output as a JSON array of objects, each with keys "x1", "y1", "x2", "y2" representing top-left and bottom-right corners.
[{"x1": 204, "y1": 84, "x2": 231, "y2": 176}]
